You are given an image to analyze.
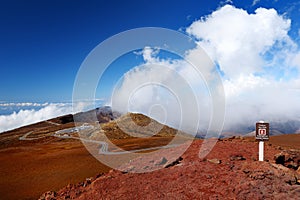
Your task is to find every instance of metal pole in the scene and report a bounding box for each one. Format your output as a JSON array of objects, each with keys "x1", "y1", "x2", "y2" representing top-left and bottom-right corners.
[{"x1": 259, "y1": 140, "x2": 264, "y2": 161}]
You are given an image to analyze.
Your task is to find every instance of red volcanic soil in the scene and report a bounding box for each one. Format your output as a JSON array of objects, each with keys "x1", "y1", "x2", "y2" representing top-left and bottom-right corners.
[
  {"x1": 269, "y1": 133, "x2": 300, "y2": 149},
  {"x1": 0, "y1": 138, "x2": 111, "y2": 200},
  {"x1": 0, "y1": 120, "x2": 110, "y2": 200},
  {"x1": 0, "y1": 115, "x2": 177, "y2": 200},
  {"x1": 1, "y1": 112, "x2": 300, "y2": 200},
  {"x1": 42, "y1": 136, "x2": 300, "y2": 200}
]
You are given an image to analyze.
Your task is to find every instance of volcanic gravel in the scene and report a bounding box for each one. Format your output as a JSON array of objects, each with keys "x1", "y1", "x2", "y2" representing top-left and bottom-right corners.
[{"x1": 40, "y1": 138, "x2": 300, "y2": 200}]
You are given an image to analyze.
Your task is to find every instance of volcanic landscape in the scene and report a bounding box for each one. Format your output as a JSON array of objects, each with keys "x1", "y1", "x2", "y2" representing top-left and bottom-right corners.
[{"x1": 0, "y1": 107, "x2": 299, "y2": 199}]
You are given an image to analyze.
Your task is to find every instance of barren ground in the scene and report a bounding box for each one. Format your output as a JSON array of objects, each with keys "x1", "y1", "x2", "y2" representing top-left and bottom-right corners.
[
  {"x1": 45, "y1": 136, "x2": 300, "y2": 200},
  {"x1": 1, "y1": 118, "x2": 300, "y2": 200},
  {"x1": 0, "y1": 117, "x2": 176, "y2": 200}
]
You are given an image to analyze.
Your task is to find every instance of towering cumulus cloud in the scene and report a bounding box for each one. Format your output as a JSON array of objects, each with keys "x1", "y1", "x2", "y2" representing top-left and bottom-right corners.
[
  {"x1": 186, "y1": 5, "x2": 300, "y2": 131},
  {"x1": 186, "y1": 5, "x2": 293, "y2": 78},
  {"x1": 113, "y1": 5, "x2": 300, "y2": 134}
]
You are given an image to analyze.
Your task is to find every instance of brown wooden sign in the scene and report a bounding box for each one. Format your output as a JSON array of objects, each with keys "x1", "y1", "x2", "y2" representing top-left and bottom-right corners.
[{"x1": 256, "y1": 122, "x2": 269, "y2": 140}]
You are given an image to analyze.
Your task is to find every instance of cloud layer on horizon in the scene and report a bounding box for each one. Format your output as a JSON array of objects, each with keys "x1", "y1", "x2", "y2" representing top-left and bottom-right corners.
[
  {"x1": 0, "y1": 100, "x2": 104, "y2": 133},
  {"x1": 0, "y1": 103, "x2": 72, "y2": 133}
]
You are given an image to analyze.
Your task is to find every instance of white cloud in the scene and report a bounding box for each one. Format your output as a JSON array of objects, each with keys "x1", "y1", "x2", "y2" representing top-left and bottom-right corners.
[
  {"x1": 141, "y1": 46, "x2": 160, "y2": 63},
  {"x1": 252, "y1": 0, "x2": 260, "y2": 6},
  {"x1": 292, "y1": 52, "x2": 300, "y2": 69},
  {"x1": 112, "y1": 5, "x2": 300, "y2": 134},
  {"x1": 0, "y1": 102, "x2": 49, "y2": 107},
  {"x1": 186, "y1": 5, "x2": 292, "y2": 79},
  {"x1": 111, "y1": 47, "x2": 212, "y2": 133},
  {"x1": 0, "y1": 103, "x2": 73, "y2": 133},
  {"x1": 219, "y1": 0, "x2": 233, "y2": 5},
  {"x1": 223, "y1": 74, "x2": 269, "y2": 98},
  {"x1": 185, "y1": 5, "x2": 300, "y2": 131},
  {"x1": 224, "y1": 77, "x2": 300, "y2": 129},
  {"x1": 0, "y1": 98, "x2": 105, "y2": 133}
]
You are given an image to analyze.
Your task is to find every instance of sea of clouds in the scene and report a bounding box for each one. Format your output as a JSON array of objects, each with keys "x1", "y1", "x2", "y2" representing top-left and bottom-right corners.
[
  {"x1": 0, "y1": 100, "x2": 104, "y2": 133},
  {"x1": 0, "y1": 103, "x2": 72, "y2": 132}
]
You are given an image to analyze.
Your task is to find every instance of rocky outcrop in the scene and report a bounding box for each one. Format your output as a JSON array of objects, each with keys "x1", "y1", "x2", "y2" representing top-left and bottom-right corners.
[{"x1": 274, "y1": 150, "x2": 300, "y2": 170}]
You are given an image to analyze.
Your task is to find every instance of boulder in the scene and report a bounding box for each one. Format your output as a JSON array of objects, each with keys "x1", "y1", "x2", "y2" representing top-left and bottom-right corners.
[{"x1": 274, "y1": 153, "x2": 285, "y2": 165}]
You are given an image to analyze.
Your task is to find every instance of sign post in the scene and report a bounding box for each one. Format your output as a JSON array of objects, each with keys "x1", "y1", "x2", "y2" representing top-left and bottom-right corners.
[{"x1": 255, "y1": 121, "x2": 269, "y2": 161}]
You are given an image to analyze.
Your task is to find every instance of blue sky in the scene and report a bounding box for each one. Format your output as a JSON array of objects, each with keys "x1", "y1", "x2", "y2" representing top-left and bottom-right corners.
[
  {"x1": 2, "y1": 0, "x2": 298, "y2": 102},
  {"x1": 0, "y1": 0, "x2": 218, "y2": 102},
  {"x1": 1, "y1": 0, "x2": 300, "y2": 133}
]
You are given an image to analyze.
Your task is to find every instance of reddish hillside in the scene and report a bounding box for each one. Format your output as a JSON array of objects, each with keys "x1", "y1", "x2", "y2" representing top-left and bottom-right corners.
[
  {"x1": 0, "y1": 111, "x2": 184, "y2": 200},
  {"x1": 101, "y1": 113, "x2": 186, "y2": 139},
  {"x1": 41, "y1": 136, "x2": 300, "y2": 199}
]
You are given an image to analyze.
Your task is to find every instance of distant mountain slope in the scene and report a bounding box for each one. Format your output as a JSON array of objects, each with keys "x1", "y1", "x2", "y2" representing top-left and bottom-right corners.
[
  {"x1": 101, "y1": 113, "x2": 185, "y2": 139},
  {"x1": 73, "y1": 106, "x2": 120, "y2": 123},
  {"x1": 59, "y1": 107, "x2": 184, "y2": 139},
  {"x1": 36, "y1": 106, "x2": 119, "y2": 125},
  {"x1": 220, "y1": 120, "x2": 300, "y2": 138}
]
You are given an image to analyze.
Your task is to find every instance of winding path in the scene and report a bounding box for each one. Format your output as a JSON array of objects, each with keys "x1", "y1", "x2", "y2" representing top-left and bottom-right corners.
[
  {"x1": 19, "y1": 124, "x2": 178, "y2": 155},
  {"x1": 19, "y1": 131, "x2": 34, "y2": 140},
  {"x1": 45, "y1": 120, "x2": 61, "y2": 126}
]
